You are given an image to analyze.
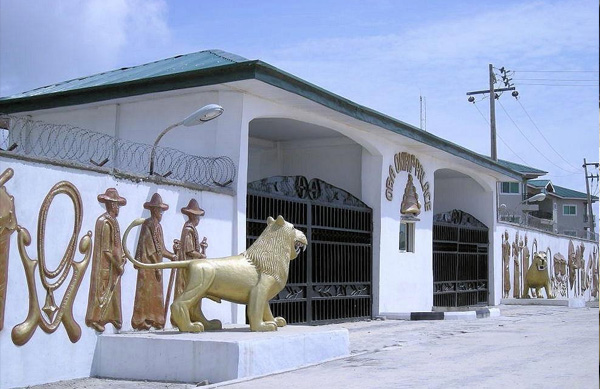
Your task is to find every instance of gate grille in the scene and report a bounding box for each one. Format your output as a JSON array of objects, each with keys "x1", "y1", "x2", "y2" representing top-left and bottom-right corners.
[
  {"x1": 433, "y1": 210, "x2": 489, "y2": 307},
  {"x1": 247, "y1": 176, "x2": 372, "y2": 324}
]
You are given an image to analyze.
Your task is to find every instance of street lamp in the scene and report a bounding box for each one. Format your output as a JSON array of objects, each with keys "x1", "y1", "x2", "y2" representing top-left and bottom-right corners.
[
  {"x1": 521, "y1": 192, "x2": 546, "y2": 226},
  {"x1": 149, "y1": 104, "x2": 224, "y2": 176},
  {"x1": 522, "y1": 193, "x2": 546, "y2": 204}
]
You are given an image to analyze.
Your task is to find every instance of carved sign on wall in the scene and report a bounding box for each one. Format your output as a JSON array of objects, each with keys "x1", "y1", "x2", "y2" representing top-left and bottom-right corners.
[
  {"x1": 0, "y1": 168, "x2": 17, "y2": 331},
  {"x1": 12, "y1": 181, "x2": 92, "y2": 346},
  {"x1": 384, "y1": 151, "x2": 431, "y2": 211}
]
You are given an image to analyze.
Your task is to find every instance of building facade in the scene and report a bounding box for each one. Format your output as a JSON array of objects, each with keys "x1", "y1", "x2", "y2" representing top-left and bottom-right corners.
[{"x1": 0, "y1": 50, "x2": 597, "y2": 388}]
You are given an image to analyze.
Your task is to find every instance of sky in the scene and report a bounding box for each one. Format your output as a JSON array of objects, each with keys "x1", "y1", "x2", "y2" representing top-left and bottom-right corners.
[{"x1": 0, "y1": 0, "x2": 598, "y2": 199}]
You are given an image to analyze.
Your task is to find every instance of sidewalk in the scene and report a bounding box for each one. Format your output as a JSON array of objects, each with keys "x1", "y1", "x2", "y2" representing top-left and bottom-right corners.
[{"x1": 24, "y1": 305, "x2": 599, "y2": 389}]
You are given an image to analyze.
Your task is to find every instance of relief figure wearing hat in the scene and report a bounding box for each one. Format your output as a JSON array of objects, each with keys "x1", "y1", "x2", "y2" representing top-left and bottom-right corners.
[
  {"x1": 86, "y1": 188, "x2": 127, "y2": 332},
  {"x1": 174, "y1": 199, "x2": 208, "y2": 300},
  {"x1": 167, "y1": 199, "x2": 208, "y2": 326},
  {"x1": 131, "y1": 193, "x2": 177, "y2": 330}
]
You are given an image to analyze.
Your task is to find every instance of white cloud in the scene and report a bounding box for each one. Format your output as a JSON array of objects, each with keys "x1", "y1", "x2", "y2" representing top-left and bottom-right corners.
[{"x1": 0, "y1": 0, "x2": 171, "y2": 96}]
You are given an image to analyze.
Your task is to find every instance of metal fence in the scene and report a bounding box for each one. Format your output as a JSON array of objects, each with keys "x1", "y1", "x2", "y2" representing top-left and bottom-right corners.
[
  {"x1": 0, "y1": 115, "x2": 236, "y2": 188},
  {"x1": 498, "y1": 210, "x2": 598, "y2": 242}
]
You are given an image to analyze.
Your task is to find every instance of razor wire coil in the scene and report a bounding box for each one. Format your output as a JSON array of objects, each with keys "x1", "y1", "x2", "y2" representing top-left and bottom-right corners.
[{"x1": 0, "y1": 115, "x2": 236, "y2": 188}]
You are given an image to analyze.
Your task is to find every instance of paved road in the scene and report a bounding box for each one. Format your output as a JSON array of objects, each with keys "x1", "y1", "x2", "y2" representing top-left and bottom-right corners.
[{"x1": 26, "y1": 305, "x2": 599, "y2": 389}]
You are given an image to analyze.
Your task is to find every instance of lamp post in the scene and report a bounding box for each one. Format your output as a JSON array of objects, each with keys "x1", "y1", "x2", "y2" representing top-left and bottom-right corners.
[{"x1": 149, "y1": 104, "x2": 224, "y2": 176}]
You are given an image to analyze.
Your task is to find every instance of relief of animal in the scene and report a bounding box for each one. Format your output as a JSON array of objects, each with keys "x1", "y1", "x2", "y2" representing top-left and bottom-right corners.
[
  {"x1": 123, "y1": 215, "x2": 307, "y2": 332},
  {"x1": 522, "y1": 251, "x2": 555, "y2": 299}
]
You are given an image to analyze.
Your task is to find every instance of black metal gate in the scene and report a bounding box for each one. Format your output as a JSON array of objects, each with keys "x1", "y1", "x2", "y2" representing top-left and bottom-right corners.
[
  {"x1": 247, "y1": 176, "x2": 373, "y2": 324},
  {"x1": 433, "y1": 210, "x2": 489, "y2": 307}
]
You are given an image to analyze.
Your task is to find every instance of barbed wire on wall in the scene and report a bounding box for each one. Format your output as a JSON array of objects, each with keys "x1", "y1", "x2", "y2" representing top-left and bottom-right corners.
[{"x1": 0, "y1": 115, "x2": 236, "y2": 189}]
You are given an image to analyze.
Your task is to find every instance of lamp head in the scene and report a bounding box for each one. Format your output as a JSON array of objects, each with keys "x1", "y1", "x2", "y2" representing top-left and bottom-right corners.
[
  {"x1": 182, "y1": 104, "x2": 224, "y2": 127},
  {"x1": 524, "y1": 193, "x2": 546, "y2": 203}
]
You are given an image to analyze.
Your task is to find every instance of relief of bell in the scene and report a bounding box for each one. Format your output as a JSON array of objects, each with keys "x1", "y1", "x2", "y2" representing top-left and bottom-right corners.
[{"x1": 400, "y1": 174, "x2": 421, "y2": 217}]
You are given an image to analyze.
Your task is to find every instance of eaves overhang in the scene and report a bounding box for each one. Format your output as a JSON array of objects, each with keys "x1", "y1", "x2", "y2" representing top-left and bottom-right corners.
[{"x1": 0, "y1": 60, "x2": 524, "y2": 181}]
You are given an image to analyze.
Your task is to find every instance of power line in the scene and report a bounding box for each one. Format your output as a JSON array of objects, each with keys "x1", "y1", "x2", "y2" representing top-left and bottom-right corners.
[
  {"x1": 514, "y1": 70, "x2": 599, "y2": 73},
  {"x1": 514, "y1": 78, "x2": 599, "y2": 81},
  {"x1": 514, "y1": 99, "x2": 581, "y2": 171},
  {"x1": 516, "y1": 83, "x2": 598, "y2": 87},
  {"x1": 471, "y1": 102, "x2": 529, "y2": 165},
  {"x1": 497, "y1": 100, "x2": 580, "y2": 174}
]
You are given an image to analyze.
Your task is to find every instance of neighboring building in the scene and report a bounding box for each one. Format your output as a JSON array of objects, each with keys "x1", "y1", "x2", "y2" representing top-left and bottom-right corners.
[
  {"x1": 0, "y1": 49, "x2": 597, "y2": 388},
  {"x1": 496, "y1": 160, "x2": 548, "y2": 224},
  {"x1": 497, "y1": 159, "x2": 598, "y2": 238},
  {"x1": 527, "y1": 179, "x2": 598, "y2": 238}
]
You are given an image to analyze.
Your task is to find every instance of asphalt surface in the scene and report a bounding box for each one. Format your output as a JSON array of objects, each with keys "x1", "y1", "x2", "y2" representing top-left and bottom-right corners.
[{"x1": 23, "y1": 304, "x2": 599, "y2": 389}]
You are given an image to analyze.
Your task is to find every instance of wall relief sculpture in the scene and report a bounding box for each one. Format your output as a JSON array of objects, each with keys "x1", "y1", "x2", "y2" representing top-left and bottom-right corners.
[
  {"x1": 552, "y1": 252, "x2": 568, "y2": 297},
  {"x1": 522, "y1": 251, "x2": 555, "y2": 299},
  {"x1": 11, "y1": 181, "x2": 92, "y2": 346},
  {"x1": 567, "y1": 240, "x2": 587, "y2": 297},
  {"x1": 502, "y1": 230, "x2": 511, "y2": 298},
  {"x1": 123, "y1": 215, "x2": 307, "y2": 332},
  {"x1": 85, "y1": 188, "x2": 127, "y2": 332},
  {"x1": 167, "y1": 199, "x2": 208, "y2": 325},
  {"x1": 0, "y1": 168, "x2": 17, "y2": 331},
  {"x1": 400, "y1": 174, "x2": 421, "y2": 218},
  {"x1": 131, "y1": 193, "x2": 177, "y2": 330},
  {"x1": 589, "y1": 247, "x2": 598, "y2": 298},
  {"x1": 512, "y1": 232, "x2": 521, "y2": 298}
]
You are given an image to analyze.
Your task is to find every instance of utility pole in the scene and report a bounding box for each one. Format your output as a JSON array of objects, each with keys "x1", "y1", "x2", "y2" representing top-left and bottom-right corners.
[
  {"x1": 466, "y1": 64, "x2": 517, "y2": 161},
  {"x1": 583, "y1": 158, "x2": 599, "y2": 236},
  {"x1": 489, "y1": 64, "x2": 497, "y2": 161}
]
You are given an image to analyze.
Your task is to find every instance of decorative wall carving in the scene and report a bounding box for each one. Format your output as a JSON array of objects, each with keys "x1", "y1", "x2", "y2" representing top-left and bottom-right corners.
[
  {"x1": 400, "y1": 174, "x2": 421, "y2": 217},
  {"x1": 167, "y1": 198, "x2": 207, "y2": 325},
  {"x1": 500, "y1": 231, "x2": 597, "y2": 300},
  {"x1": 0, "y1": 168, "x2": 17, "y2": 331},
  {"x1": 11, "y1": 181, "x2": 92, "y2": 345},
  {"x1": 433, "y1": 209, "x2": 487, "y2": 228},
  {"x1": 248, "y1": 176, "x2": 367, "y2": 207},
  {"x1": 385, "y1": 151, "x2": 431, "y2": 211},
  {"x1": 552, "y1": 253, "x2": 568, "y2": 297},
  {"x1": 131, "y1": 193, "x2": 177, "y2": 330},
  {"x1": 85, "y1": 188, "x2": 127, "y2": 332},
  {"x1": 502, "y1": 230, "x2": 511, "y2": 298}
]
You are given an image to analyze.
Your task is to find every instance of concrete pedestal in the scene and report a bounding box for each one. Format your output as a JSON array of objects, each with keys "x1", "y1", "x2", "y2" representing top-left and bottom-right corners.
[
  {"x1": 501, "y1": 298, "x2": 585, "y2": 308},
  {"x1": 91, "y1": 325, "x2": 349, "y2": 385}
]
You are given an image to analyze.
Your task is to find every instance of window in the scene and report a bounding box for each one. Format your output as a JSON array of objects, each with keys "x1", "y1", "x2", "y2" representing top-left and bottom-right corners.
[
  {"x1": 500, "y1": 182, "x2": 520, "y2": 194},
  {"x1": 563, "y1": 204, "x2": 577, "y2": 216},
  {"x1": 563, "y1": 230, "x2": 577, "y2": 237},
  {"x1": 399, "y1": 222, "x2": 415, "y2": 253}
]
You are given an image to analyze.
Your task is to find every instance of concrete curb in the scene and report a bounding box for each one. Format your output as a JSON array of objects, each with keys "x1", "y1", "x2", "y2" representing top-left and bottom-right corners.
[{"x1": 378, "y1": 308, "x2": 500, "y2": 321}]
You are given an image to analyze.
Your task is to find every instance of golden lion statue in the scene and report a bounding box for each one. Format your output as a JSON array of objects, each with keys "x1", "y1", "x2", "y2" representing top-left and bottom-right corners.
[
  {"x1": 123, "y1": 215, "x2": 307, "y2": 332},
  {"x1": 522, "y1": 252, "x2": 555, "y2": 299}
]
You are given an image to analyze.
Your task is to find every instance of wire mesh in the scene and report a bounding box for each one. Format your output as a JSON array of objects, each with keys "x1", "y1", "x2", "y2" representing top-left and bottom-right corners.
[{"x1": 0, "y1": 115, "x2": 236, "y2": 188}]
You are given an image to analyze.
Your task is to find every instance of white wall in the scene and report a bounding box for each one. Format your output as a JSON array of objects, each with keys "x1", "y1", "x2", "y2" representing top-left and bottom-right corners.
[
  {"x1": 377, "y1": 148, "x2": 436, "y2": 313},
  {"x1": 433, "y1": 173, "x2": 495, "y2": 229},
  {"x1": 248, "y1": 138, "x2": 363, "y2": 197},
  {"x1": 492, "y1": 223, "x2": 598, "y2": 305},
  {"x1": 0, "y1": 156, "x2": 235, "y2": 388}
]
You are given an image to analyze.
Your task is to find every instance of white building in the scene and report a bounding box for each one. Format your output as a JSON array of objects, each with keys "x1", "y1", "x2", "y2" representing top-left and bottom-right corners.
[{"x1": 0, "y1": 50, "x2": 597, "y2": 388}]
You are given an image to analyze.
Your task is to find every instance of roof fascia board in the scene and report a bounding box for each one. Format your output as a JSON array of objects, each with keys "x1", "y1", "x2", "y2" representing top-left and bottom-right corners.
[{"x1": 0, "y1": 61, "x2": 258, "y2": 114}]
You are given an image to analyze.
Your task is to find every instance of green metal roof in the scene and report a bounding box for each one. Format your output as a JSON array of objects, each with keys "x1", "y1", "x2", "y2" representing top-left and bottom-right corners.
[
  {"x1": 0, "y1": 49, "x2": 525, "y2": 181},
  {"x1": 496, "y1": 160, "x2": 547, "y2": 177},
  {"x1": 0, "y1": 50, "x2": 248, "y2": 100},
  {"x1": 529, "y1": 179, "x2": 598, "y2": 201}
]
